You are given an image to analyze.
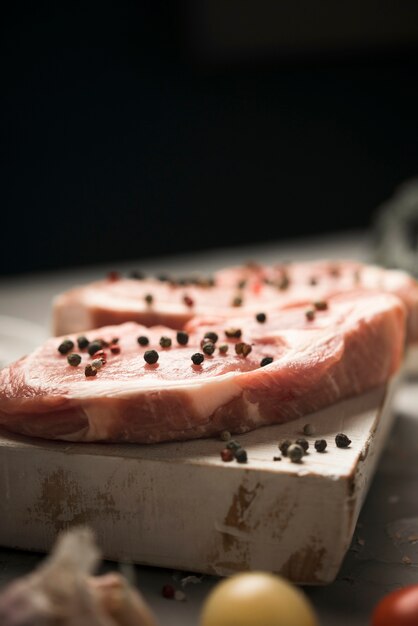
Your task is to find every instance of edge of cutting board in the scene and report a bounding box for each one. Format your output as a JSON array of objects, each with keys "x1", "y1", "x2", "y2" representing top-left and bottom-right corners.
[{"x1": 0, "y1": 376, "x2": 399, "y2": 585}]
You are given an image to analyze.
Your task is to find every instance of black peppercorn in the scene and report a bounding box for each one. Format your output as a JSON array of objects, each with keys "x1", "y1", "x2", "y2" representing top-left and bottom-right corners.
[
  {"x1": 67, "y1": 353, "x2": 82, "y2": 367},
  {"x1": 137, "y1": 335, "x2": 149, "y2": 346},
  {"x1": 260, "y1": 356, "x2": 273, "y2": 367},
  {"x1": 295, "y1": 438, "x2": 309, "y2": 453},
  {"x1": 235, "y1": 448, "x2": 248, "y2": 463},
  {"x1": 144, "y1": 293, "x2": 153, "y2": 305},
  {"x1": 278, "y1": 439, "x2": 292, "y2": 456},
  {"x1": 314, "y1": 300, "x2": 328, "y2": 311},
  {"x1": 256, "y1": 312, "x2": 266, "y2": 323},
  {"x1": 303, "y1": 423, "x2": 316, "y2": 436},
  {"x1": 218, "y1": 344, "x2": 229, "y2": 354},
  {"x1": 176, "y1": 331, "x2": 189, "y2": 346},
  {"x1": 202, "y1": 342, "x2": 215, "y2": 356},
  {"x1": 88, "y1": 340, "x2": 103, "y2": 356},
  {"x1": 159, "y1": 336, "x2": 172, "y2": 348},
  {"x1": 191, "y1": 353, "x2": 204, "y2": 365},
  {"x1": 58, "y1": 339, "x2": 74, "y2": 355},
  {"x1": 335, "y1": 433, "x2": 351, "y2": 448},
  {"x1": 144, "y1": 350, "x2": 159, "y2": 364},
  {"x1": 226, "y1": 439, "x2": 241, "y2": 451},
  {"x1": 288, "y1": 444, "x2": 304, "y2": 463},
  {"x1": 315, "y1": 439, "x2": 327, "y2": 452},
  {"x1": 77, "y1": 336, "x2": 89, "y2": 350}
]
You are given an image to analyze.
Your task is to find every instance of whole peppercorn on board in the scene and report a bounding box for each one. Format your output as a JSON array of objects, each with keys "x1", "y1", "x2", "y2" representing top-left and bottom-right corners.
[{"x1": 0, "y1": 374, "x2": 399, "y2": 584}]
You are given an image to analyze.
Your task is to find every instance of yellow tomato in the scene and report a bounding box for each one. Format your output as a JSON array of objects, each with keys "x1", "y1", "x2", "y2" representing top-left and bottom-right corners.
[{"x1": 199, "y1": 571, "x2": 319, "y2": 626}]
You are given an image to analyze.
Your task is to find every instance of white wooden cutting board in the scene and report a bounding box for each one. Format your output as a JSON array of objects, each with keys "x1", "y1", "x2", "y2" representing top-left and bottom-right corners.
[{"x1": 0, "y1": 378, "x2": 398, "y2": 585}]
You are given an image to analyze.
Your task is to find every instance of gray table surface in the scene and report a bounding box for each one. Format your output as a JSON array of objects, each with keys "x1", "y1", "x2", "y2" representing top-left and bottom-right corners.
[{"x1": 1, "y1": 230, "x2": 417, "y2": 626}]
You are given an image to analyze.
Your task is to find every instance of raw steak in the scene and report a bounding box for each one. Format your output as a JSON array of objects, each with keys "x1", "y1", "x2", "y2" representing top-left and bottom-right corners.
[
  {"x1": 215, "y1": 259, "x2": 418, "y2": 342},
  {"x1": 52, "y1": 274, "x2": 284, "y2": 336},
  {"x1": 0, "y1": 292, "x2": 405, "y2": 444},
  {"x1": 52, "y1": 260, "x2": 418, "y2": 343}
]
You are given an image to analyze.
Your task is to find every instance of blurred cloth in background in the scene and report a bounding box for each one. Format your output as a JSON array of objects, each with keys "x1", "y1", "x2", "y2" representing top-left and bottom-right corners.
[
  {"x1": 374, "y1": 177, "x2": 418, "y2": 276},
  {"x1": 2, "y1": 1, "x2": 418, "y2": 276}
]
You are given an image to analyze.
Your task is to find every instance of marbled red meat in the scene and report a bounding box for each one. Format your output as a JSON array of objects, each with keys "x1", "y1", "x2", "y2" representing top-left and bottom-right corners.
[
  {"x1": 0, "y1": 292, "x2": 406, "y2": 443},
  {"x1": 52, "y1": 259, "x2": 418, "y2": 344},
  {"x1": 215, "y1": 259, "x2": 418, "y2": 343}
]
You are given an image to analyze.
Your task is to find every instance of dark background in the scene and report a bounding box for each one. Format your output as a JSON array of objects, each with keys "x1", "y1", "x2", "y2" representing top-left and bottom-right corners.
[{"x1": 2, "y1": 1, "x2": 418, "y2": 277}]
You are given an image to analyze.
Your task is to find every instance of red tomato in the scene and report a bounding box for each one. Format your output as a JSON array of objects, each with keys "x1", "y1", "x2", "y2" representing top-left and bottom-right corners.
[{"x1": 371, "y1": 585, "x2": 418, "y2": 626}]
